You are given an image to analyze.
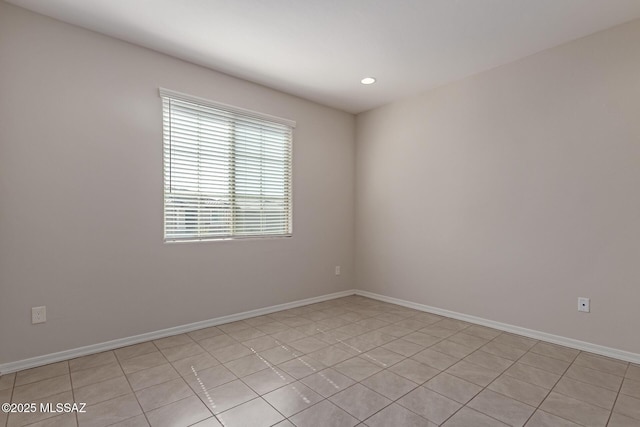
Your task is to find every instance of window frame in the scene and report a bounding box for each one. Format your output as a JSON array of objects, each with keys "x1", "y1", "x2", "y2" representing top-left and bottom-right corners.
[{"x1": 160, "y1": 88, "x2": 295, "y2": 243}]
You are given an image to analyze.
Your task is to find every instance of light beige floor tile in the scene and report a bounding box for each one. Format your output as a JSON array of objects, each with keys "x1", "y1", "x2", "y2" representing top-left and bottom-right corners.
[
  {"x1": 389, "y1": 359, "x2": 439, "y2": 384},
  {"x1": 488, "y1": 374, "x2": 549, "y2": 407},
  {"x1": 626, "y1": 365, "x2": 640, "y2": 381},
  {"x1": 224, "y1": 354, "x2": 270, "y2": 378},
  {"x1": 308, "y1": 346, "x2": 355, "y2": 367},
  {"x1": 0, "y1": 373, "x2": 16, "y2": 391},
  {"x1": 23, "y1": 412, "x2": 78, "y2": 427},
  {"x1": 243, "y1": 315, "x2": 273, "y2": 326},
  {"x1": 258, "y1": 345, "x2": 300, "y2": 365},
  {"x1": 361, "y1": 370, "x2": 418, "y2": 400},
  {"x1": 7, "y1": 391, "x2": 73, "y2": 427},
  {"x1": 241, "y1": 335, "x2": 280, "y2": 352},
  {"x1": 217, "y1": 398, "x2": 283, "y2": 427},
  {"x1": 74, "y1": 376, "x2": 132, "y2": 405},
  {"x1": 279, "y1": 316, "x2": 313, "y2": 328},
  {"x1": 446, "y1": 360, "x2": 501, "y2": 387},
  {"x1": 126, "y1": 363, "x2": 179, "y2": 391},
  {"x1": 481, "y1": 342, "x2": 528, "y2": 361},
  {"x1": 424, "y1": 372, "x2": 482, "y2": 404},
  {"x1": 71, "y1": 361, "x2": 124, "y2": 389},
  {"x1": 171, "y1": 353, "x2": 219, "y2": 378},
  {"x1": 411, "y1": 348, "x2": 459, "y2": 371},
  {"x1": 145, "y1": 395, "x2": 212, "y2": 427},
  {"x1": 226, "y1": 327, "x2": 266, "y2": 342},
  {"x1": 468, "y1": 389, "x2": 535, "y2": 427},
  {"x1": 12, "y1": 375, "x2": 71, "y2": 402},
  {"x1": 184, "y1": 365, "x2": 236, "y2": 393},
  {"x1": 119, "y1": 352, "x2": 166, "y2": 375},
  {"x1": 397, "y1": 386, "x2": 461, "y2": 425},
  {"x1": 564, "y1": 364, "x2": 623, "y2": 391},
  {"x1": 381, "y1": 339, "x2": 424, "y2": 357},
  {"x1": 187, "y1": 326, "x2": 224, "y2": 342},
  {"x1": 288, "y1": 337, "x2": 329, "y2": 354},
  {"x1": 614, "y1": 394, "x2": 640, "y2": 421},
  {"x1": 295, "y1": 323, "x2": 325, "y2": 337},
  {"x1": 402, "y1": 332, "x2": 442, "y2": 347},
  {"x1": 448, "y1": 332, "x2": 490, "y2": 350},
  {"x1": 198, "y1": 335, "x2": 238, "y2": 353},
  {"x1": 197, "y1": 379, "x2": 257, "y2": 414},
  {"x1": 339, "y1": 335, "x2": 377, "y2": 353},
  {"x1": 353, "y1": 330, "x2": 395, "y2": 347},
  {"x1": 529, "y1": 342, "x2": 579, "y2": 363},
  {"x1": 464, "y1": 325, "x2": 502, "y2": 340},
  {"x1": 153, "y1": 334, "x2": 194, "y2": 350},
  {"x1": 0, "y1": 388, "x2": 11, "y2": 424},
  {"x1": 300, "y1": 368, "x2": 354, "y2": 398},
  {"x1": 334, "y1": 357, "x2": 382, "y2": 382},
  {"x1": 393, "y1": 319, "x2": 428, "y2": 331},
  {"x1": 442, "y1": 407, "x2": 509, "y2": 427},
  {"x1": 464, "y1": 350, "x2": 513, "y2": 372},
  {"x1": 159, "y1": 342, "x2": 204, "y2": 362},
  {"x1": 412, "y1": 313, "x2": 444, "y2": 325},
  {"x1": 263, "y1": 382, "x2": 323, "y2": 417},
  {"x1": 365, "y1": 403, "x2": 436, "y2": 427},
  {"x1": 434, "y1": 319, "x2": 471, "y2": 332},
  {"x1": 621, "y1": 378, "x2": 640, "y2": 399},
  {"x1": 255, "y1": 322, "x2": 290, "y2": 335},
  {"x1": 290, "y1": 400, "x2": 358, "y2": 427},
  {"x1": 360, "y1": 347, "x2": 405, "y2": 368},
  {"x1": 608, "y1": 412, "x2": 640, "y2": 427},
  {"x1": 417, "y1": 325, "x2": 457, "y2": 339},
  {"x1": 15, "y1": 362, "x2": 69, "y2": 386},
  {"x1": 329, "y1": 383, "x2": 391, "y2": 421},
  {"x1": 109, "y1": 414, "x2": 150, "y2": 427},
  {"x1": 114, "y1": 342, "x2": 157, "y2": 361},
  {"x1": 77, "y1": 394, "x2": 142, "y2": 427},
  {"x1": 573, "y1": 353, "x2": 628, "y2": 377},
  {"x1": 540, "y1": 391, "x2": 610, "y2": 427},
  {"x1": 377, "y1": 324, "x2": 413, "y2": 338},
  {"x1": 524, "y1": 410, "x2": 581, "y2": 427},
  {"x1": 519, "y1": 352, "x2": 571, "y2": 375},
  {"x1": 190, "y1": 417, "x2": 223, "y2": 427},
  {"x1": 242, "y1": 366, "x2": 295, "y2": 395},
  {"x1": 277, "y1": 356, "x2": 326, "y2": 379},
  {"x1": 135, "y1": 377, "x2": 193, "y2": 412},
  {"x1": 553, "y1": 376, "x2": 617, "y2": 409},
  {"x1": 270, "y1": 329, "x2": 307, "y2": 343},
  {"x1": 504, "y1": 362, "x2": 560, "y2": 389},
  {"x1": 69, "y1": 352, "x2": 116, "y2": 372},
  {"x1": 207, "y1": 343, "x2": 252, "y2": 364},
  {"x1": 492, "y1": 334, "x2": 538, "y2": 351},
  {"x1": 314, "y1": 329, "x2": 352, "y2": 345}
]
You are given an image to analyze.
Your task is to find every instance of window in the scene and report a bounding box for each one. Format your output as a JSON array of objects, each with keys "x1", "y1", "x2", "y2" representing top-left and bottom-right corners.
[{"x1": 160, "y1": 88, "x2": 294, "y2": 241}]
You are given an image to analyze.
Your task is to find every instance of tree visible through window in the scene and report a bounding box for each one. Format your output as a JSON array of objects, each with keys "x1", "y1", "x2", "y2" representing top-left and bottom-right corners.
[{"x1": 161, "y1": 89, "x2": 294, "y2": 241}]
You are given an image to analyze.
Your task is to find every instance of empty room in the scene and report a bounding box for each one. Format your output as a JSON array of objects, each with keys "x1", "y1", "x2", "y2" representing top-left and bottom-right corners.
[{"x1": 1, "y1": 1, "x2": 639, "y2": 426}]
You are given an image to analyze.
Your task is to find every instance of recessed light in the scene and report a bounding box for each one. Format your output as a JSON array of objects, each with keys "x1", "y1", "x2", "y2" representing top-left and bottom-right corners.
[{"x1": 361, "y1": 77, "x2": 376, "y2": 85}]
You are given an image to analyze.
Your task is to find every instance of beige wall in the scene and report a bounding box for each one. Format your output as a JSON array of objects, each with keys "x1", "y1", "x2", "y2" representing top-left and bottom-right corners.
[
  {"x1": 0, "y1": 2, "x2": 355, "y2": 364},
  {"x1": 356, "y1": 19, "x2": 640, "y2": 353}
]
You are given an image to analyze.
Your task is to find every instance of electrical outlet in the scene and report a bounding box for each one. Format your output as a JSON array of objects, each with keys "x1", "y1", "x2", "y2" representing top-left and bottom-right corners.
[
  {"x1": 335, "y1": 266, "x2": 341, "y2": 276},
  {"x1": 32, "y1": 306, "x2": 46, "y2": 324},
  {"x1": 578, "y1": 297, "x2": 590, "y2": 313}
]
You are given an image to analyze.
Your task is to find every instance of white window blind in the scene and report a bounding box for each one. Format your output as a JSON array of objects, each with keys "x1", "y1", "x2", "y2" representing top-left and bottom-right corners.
[{"x1": 160, "y1": 88, "x2": 294, "y2": 242}]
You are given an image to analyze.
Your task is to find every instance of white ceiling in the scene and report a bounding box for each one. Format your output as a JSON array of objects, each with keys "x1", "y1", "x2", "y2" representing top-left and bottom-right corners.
[{"x1": 8, "y1": 0, "x2": 640, "y2": 113}]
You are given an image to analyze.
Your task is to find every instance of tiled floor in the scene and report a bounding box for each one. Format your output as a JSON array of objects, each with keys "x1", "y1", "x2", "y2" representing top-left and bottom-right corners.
[{"x1": 1, "y1": 296, "x2": 639, "y2": 427}]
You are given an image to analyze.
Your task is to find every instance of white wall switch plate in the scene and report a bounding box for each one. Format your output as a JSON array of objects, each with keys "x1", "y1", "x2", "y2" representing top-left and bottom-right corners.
[
  {"x1": 335, "y1": 266, "x2": 341, "y2": 276},
  {"x1": 578, "y1": 297, "x2": 590, "y2": 313},
  {"x1": 32, "y1": 306, "x2": 46, "y2": 324}
]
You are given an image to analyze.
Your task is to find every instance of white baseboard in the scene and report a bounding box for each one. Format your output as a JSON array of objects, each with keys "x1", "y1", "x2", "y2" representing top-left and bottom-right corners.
[
  {"x1": 355, "y1": 290, "x2": 640, "y2": 364},
  {"x1": 0, "y1": 289, "x2": 356, "y2": 374},
  {"x1": 3, "y1": 288, "x2": 638, "y2": 374}
]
